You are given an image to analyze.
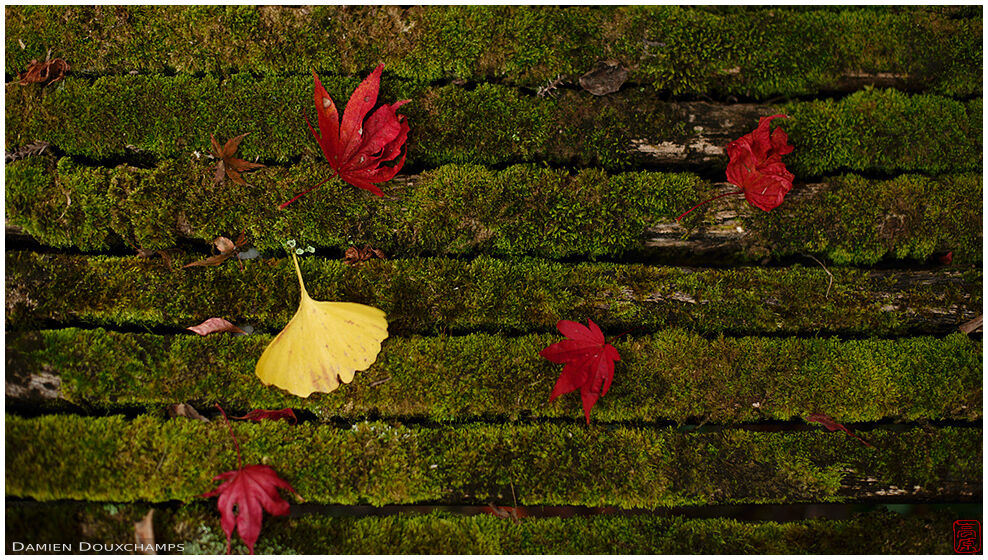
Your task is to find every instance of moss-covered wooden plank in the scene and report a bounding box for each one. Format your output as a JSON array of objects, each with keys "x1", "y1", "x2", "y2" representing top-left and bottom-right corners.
[
  {"x1": 6, "y1": 414, "x2": 981, "y2": 506},
  {"x1": 7, "y1": 329, "x2": 981, "y2": 424},
  {"x1": 4, "y1": 502, "x2": 969, "y2": 554},
  {"x1": 6, "y1": 158, "x2": 982, "y2": 265},
  {"x1": 6, "y1": 252, "x2": 980, "y2": 336},
  {"x1": 5, "y1": 6, "x2": 980, "y2": 98},
  {"x1": 6, "y1": 75, "x2": 981, "y2": 175}
]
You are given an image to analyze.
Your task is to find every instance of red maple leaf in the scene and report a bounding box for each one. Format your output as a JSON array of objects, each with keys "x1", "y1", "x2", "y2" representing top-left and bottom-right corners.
[
  {"x1": 540, "y1": 319, "x2": 621, "y2": 424},
  {"x1": 806, "y1": 413, "x2": 874, "y2": 448},
  {"x1": 233, "y1": 408, "x2": 298, "y2": 425},
  {"x1": 677, "y1": 114, "x2": 794, "y2": 219},
  {"x1": 280, "y1": 64, "x2": 410, "y2": 208},
  {"x1": 203, "y1": 405, "x2": 296, "y2": 554}
]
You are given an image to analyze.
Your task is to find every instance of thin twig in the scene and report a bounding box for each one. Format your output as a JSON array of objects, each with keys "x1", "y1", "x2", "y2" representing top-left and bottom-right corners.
[{"x1": 803, "y1": 254, "x2": 833, "y2": 298}]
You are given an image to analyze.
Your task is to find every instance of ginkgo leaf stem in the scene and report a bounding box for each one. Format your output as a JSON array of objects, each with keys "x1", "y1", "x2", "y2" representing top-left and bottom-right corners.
[
  {"x1": 289, "y1": 251, "x2": 308, "y2": 297},
  {"x1": 278, "y1": 172, "x2": 338, "y2": 209},
  {"x1": 215, "y1": 403, "x2": 242, "y2": 470},
  {"x1": 675, "y1": 188, "x2": 745, "y2": 221}
]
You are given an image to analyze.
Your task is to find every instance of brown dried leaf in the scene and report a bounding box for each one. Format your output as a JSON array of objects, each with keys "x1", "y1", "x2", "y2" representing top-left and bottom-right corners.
[
  {"x1": 579, "y1": 60, "x2": 628, "y2": 96},
  {"x1": 5, "y1": 140, "x2": 50, "y2": 163},
  {"x1": 134, "y1": 509, "x2": 156, "y2": 554},
  {"x1": 167, "y1": 403, "x2": 209, "y2": 421},
  {"x1": 136, "y1": 248, "x2": 174, "y2": 269},
  {"x1": 19, "y1": 56, "x2": 69, "y2": 86},
  {"x1": 344, "y1": 245, "x2": 387, "y2": 266},
  {"x1": 183, "y1": 233, "x2": 249, "y2": 268},
  {"x1": 187, "y1": 318, "x2": 247, "y2": 336},
  {"x1": 210, "y1": 133, "x2": 265, "y2": 185}
]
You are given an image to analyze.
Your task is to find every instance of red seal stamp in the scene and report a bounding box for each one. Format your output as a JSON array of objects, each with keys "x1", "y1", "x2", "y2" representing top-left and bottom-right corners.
[{"x1": 954, "y1": 520, "x2": 981, "y2": 554}]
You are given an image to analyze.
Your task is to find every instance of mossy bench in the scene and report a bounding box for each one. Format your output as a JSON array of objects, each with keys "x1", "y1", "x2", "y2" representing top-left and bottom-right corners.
[{"x1": 5, "y1": 5, "x2": 982, "y2": 555}]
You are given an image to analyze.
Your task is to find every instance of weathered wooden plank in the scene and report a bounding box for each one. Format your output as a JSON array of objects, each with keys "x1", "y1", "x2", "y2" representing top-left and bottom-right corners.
[
  {"x1": 6, "y1": 158, "x2": 980, "y2": 264},
  {"x1": 5, "y1": 6, "x2": 979, "y2": 97},
  {"x1": 6, "y1": 414, "x2": 981, "y2": 506},
  {"x1": 6, "y1": 329, "x2": 980, "y2": 423},
  {"x1": 4, "y1": 501, "x2": 970, "y2": 554},
  {"x1": 6, "y1": 78, "x2": 980, "y2": 176},
  {"x1": 5, "y1": 252, "x2": 980, "y2": 336}
]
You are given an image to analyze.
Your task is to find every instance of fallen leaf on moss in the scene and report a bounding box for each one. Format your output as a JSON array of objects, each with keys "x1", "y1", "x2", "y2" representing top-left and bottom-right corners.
[
  {"x1": 280, "y1": 64, "x2": 410, "y2": 208},
  {"x1": 678, "y1": 114, "x2": 794, "y2": 220},
  {"x1": 482, "y1": 504, "x2": 528, "y2": 523},
  {"x1": 211, "y1": 134, "x2": 265, "y2": 185},
  {"x1": 540, "y1": 319, "x2": 621, "y2": 424},
  {"x1": 579, "y1": 60, "x2": 627, "y2": 96},
  {"x1": 137, "y1": 248, "x2": 174, "y2": 269},
  {"x1": 183, "y1": 232, "x2": 249, "y2": 268},
  {"x1": 806, "y1": 413, "x2": 873, "y2": 447},
  {"x1": 344, "y1": 245, "x2": 387, "y2": 265},
  {"x1": 19, "y1": 55, "x2": 69, "y2": 86},
  {"x1": 166, "y1": 403, "x2": 208, "y2": 422},
  {"x1": 186, "y1": 318, "x2": 247, "y2": 336},
  {"x1": 255, "y1": 252, "x2": 388, "y2": 397},
  {"x1": 203, "y1": 405, "x2": 295, "y2": 555},
  {"x1": 233, "y1": 408, "x2": 298, "y2": 424},
  {"x1": 134, "y1": 509, "x2": 156, "y2": 554}
]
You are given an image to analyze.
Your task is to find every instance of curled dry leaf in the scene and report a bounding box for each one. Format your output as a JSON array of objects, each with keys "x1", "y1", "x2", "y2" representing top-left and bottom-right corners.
[
  {"x1": 579, "y1": 60, "x2": 628, "y2": 96},
  {"x1": 211, "y1": 134, "x2": 265, "y2": 185},
  {"x1": 183, "y1": 231, "x2": 249, "y2": 268},
  {"x1": 233, "y1": 408, "x2": 298, "y2": 424},
  {"x1": 5, "y1": 140, "x2": 50, "y2": 163},
  {"x1": 19, "y1": 56, "x2": 69, "y2": 86},
  {"x1": 167, "y1": 403, "x2": 209, "y2": 422},
  {"x1": 137, "y1": 248, "x2": 174, "y2": 269},
  {"x1": 187, "y1": 318, "x2": 247, "y2": 336},
  {"x1": 134, "y1": 509, "x2": 156, "y2": 554},
  {"x1": 806, "y1": 413, "x2": 873, "y2": 448},
  {"x1": 344, "y1": 245, "x2": 387, "y2": 265}
]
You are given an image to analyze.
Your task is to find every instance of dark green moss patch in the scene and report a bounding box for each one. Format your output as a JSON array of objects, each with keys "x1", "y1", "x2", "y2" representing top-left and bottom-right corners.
[
  {"x1": 6, "y1": 329, "x2": 981, "y2": 424},
  {"x1": 5, "y1": 501, "x2": 968, "y2": 554},
  {"x1": 5, "y1": 6, "x2": 980, "y2": 98},
  {"x1": 5, "y1": 414, "x2": 981, "y2": 506},
  {"x1": 6, "y1": 252, "x2": 981, "y2": 336}
]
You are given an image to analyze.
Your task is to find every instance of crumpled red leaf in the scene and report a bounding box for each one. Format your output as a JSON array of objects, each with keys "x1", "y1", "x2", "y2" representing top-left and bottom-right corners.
[
  {"x1": 806, "y1": 413, "x2": 873, "y2": 448},
  {"x1": 726, "y1": 114, "x2": 795, "y2": 212},
  {"x1": 186, "y1": 318, "x2": 247, "y2": 336},
  {"x1": 280, "y1": 64, "x2": 410, "y2": 208},
  {"x1": 183, "y1": 232, "x2": 249, "y2": 269},
  {"x1": 233, "y1": 408, "x2": 298, "y2": 425},
  {"x1": 19, "y1": 56, "x2": 69, "y2": 86},
  {"x1": 203, "y1": 464, "x2": 295, "y2": 554},
  {"x1": 540, "y1": 319, "x2": 621, "y2": 424},
  {"x1": 676, "y1": 114, "x2": 794, "y2": 220},
  {"x1": 203, "y1": 404, "x2": 296, "y2": 555}
]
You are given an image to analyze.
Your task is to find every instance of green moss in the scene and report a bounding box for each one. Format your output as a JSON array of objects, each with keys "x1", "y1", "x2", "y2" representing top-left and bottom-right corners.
[
  {"x1": 5, "y1": 414, "x2": 981, "y2": 506},
  {"x1": 6, "y1": 76, "x2": 980, "y2": 174},
  {"x1": 7, "y1": 159, "x2": 981, "y2": 264},
  {"x1": 6, "y1": 501, "x2": 968, "y2": 554},
  {"x1": 5, "y1": 6, "x2": 980, "y2": 97},
  {"x1": 6, "y1": 252, "x2": 981, "y2": 336},
  {"x1": 742, "y1": 173, "x2": 983, "y2": 265},
  {"x1": 7, "y1": 329, "x2": 981, "y2": 423},
  {"x1": 784, "y1": 89, "x2": 981, "y2": 176}
]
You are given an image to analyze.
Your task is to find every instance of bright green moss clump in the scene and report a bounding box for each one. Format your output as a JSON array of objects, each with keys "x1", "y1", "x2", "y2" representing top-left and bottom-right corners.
[
  {"x1": 5, "y1": 6, "x2": 980, "y2": 97},
  {"x1": 6, "y1": 77, "x2": 980, "y2": 174},
  {"x1": 6, "y1": 414, "x2": 981, "y2": 506},
  {"x1": 6, "y1": 328, "x2": 981, "y2": 423},
  {"x1": 6, "y1": 252, "x2": 981, "y2": 336},
  {"x1": 5, "y1": 502, "x2": 967, "y2": 554}
]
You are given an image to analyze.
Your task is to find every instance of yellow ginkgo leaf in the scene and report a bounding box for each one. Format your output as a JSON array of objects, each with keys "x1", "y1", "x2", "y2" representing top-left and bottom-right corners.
[{"x1": 255, "y1": 252, "x2": 388, "y2": 397}]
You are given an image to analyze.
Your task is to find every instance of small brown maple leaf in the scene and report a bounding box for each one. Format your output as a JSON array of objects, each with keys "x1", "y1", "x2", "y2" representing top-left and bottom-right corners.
[
  {"x1": 210, "y1": 134, "x2": 265, "y2": 185},
  {"x1": 344, "y1": 245, "x2": 387, "y2": 266}
]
